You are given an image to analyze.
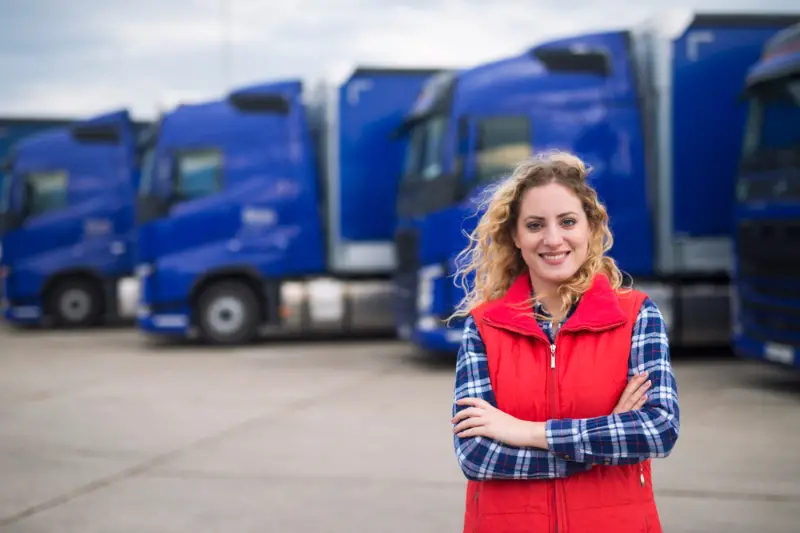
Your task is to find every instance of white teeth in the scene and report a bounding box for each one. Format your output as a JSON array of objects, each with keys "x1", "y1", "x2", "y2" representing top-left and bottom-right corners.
[{"x1": 542, "y1": 252, "x2": 567, "y2": 260}]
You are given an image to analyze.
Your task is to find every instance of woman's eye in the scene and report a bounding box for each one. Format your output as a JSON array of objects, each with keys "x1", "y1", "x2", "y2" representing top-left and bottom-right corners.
[
  {"x1": 526, "y1": 223, "x2": 541, "y2": 231},
  {"x1": 562, "y1": 218, "x2": 576, "y2": 227}
]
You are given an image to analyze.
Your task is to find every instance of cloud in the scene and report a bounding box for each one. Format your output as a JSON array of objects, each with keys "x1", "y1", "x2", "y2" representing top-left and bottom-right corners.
[{"x1": 1, "y1": 0, "x2": 798, "y2": 120}]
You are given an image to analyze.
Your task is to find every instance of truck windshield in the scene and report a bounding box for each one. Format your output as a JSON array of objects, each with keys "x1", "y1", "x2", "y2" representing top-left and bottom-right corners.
[
  {"x1": 138, "y1": 148, "x2": 156, "y2": 196},
  {"x1": 402, "y1": 115, "x2": 447, "y2": 182},
  {"x1": 137, "y1": 126, "x2": 158, "y2": 197},
  {"x1": 742, "y1": 77, "x2": 800, "y2": 157}
]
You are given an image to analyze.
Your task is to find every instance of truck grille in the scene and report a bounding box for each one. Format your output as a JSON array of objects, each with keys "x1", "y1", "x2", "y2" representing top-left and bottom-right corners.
[
  {"x1": 395, "y1": 228, "x2": 419, "y2": 274},
  {"x1": 393, "y1": 228, "x2": 419, "y2": 329},
  {"x1": 737, "y1": 220, "x2": 800, "y2": 279},
  {"x1": 736, "y1": 219, "x2": 800, "y2": 345}
]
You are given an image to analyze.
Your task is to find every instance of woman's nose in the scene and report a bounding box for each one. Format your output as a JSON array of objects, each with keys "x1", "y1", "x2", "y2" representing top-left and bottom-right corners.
[{"x1": 542, "y1": 227, "x2": 564, "y2": 246}]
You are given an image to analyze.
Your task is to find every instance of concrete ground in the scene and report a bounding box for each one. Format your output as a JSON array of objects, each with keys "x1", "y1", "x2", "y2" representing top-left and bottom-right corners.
[{"x1": 0, "y1": 325, "x2": 798, "y2": 533}]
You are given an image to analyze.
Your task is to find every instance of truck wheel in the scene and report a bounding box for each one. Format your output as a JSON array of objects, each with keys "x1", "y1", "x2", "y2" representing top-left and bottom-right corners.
[
  {"x1": 49, "y1": 279, "x2": 103, "y2": 327},
  {"x1": 196, "y1": 281, "x2": 260, "y2": 345}
]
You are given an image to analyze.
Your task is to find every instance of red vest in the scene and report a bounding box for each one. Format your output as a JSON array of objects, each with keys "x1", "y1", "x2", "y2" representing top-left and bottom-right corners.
[{"x1": 463, "y1": 273, "x2": 662, "y2": 533}]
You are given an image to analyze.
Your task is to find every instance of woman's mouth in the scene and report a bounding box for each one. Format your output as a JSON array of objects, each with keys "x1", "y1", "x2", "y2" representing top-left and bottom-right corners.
[{"x1": 539, "y1": 251, "x2": 570, "y2": 265}]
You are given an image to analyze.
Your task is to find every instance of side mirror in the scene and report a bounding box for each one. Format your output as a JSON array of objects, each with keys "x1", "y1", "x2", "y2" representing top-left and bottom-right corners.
[
  {"x1": 136, "y1": 193, "x2": 172, "y2": 225},
  {"x1": 454, "y1": 178, "x2": 472, "y2": 203},
  {"x1": 0, "y1": 210, "x2": 22, "y2": 232},
  {"x1": 21, "y1": 182, "x2": 35, "y2": 220}
]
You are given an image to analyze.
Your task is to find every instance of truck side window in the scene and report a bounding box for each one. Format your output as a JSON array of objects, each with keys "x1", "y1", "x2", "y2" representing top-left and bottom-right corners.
[
  {"x1": 176, "y1": 150, "x2": 223, "y2": 201},
  {"x1": 476, "y1": 117, "x2": 531, "y2": 183},
  {"x1": 24, "y1": 171, "x2": 68, "y2": 217}
]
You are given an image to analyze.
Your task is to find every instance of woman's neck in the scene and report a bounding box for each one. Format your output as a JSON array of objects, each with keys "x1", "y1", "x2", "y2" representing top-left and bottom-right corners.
[
  {"x1": 530, "y1": 276, "x2": 564, "y2": 322},
  {"x1": 540, "y1": 298, "x2": 565, "y2": 323}
]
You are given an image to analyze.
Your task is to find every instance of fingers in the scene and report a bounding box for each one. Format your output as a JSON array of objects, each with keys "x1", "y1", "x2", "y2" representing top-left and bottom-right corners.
[
  {"x1": 456, "y1": 397, "x2": 491, "y2": 409},
  {"x1": 453, "y1": 416, "x2": 485, "y2": 434},
  {"x1": 452, "y1": 400, "x2": 490, "y2": 438},
  {"x1": 621, "y1": 371, "x2": 649, "y2": 399},
  {"x1": 633, "y1": 392, "x2": 648, "y2": 410},
  {"x1": 455, "y1": 426, "x2": 487, "y2": 439},
  {"x1": 613, "y1": 372, "x2": 653, "y2": 414},
  {"x1": 620, "y1": 380, "x2": 652, "y2": 412},
  {"x1": 451, "y1": 407, "x2": 484, "y2": 424}
]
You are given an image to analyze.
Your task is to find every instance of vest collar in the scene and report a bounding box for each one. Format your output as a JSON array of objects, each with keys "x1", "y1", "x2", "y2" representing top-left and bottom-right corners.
[{"x1": 481, "y1": 272, "x2": 627, "y2": 339}]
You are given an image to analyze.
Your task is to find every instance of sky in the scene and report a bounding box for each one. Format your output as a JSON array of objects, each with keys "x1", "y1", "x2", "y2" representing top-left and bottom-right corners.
[{"x1": 1, "y1": 0, "x2": 799, "y2": 121}]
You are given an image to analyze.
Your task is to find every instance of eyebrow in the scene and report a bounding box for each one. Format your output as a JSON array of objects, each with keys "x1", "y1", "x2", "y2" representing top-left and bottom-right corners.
[{"x1": 524, "y1": 212, "x2": 579, "y2": 220}]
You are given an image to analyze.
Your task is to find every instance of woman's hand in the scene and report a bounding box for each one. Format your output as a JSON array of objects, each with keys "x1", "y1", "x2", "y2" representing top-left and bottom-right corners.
[
  {"x1": 613, "y1": 371, "x2": 651, "y2": 414},
  {"x1": 452, "y1": 398, "x2": 547, "y2": 448}
]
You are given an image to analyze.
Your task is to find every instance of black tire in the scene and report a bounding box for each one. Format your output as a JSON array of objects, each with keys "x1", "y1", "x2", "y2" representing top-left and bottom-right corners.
[
  {"x1": 196, "y1": 281, "x2": 260, "y2": 345},
  {"x1": 48, "y1": 278, "x2": 103, "y2": 327}
]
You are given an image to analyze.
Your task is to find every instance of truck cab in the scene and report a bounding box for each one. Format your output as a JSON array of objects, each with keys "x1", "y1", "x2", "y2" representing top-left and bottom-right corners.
[
  {"x1": 136, "y1": 80, "x2": 323, "y2": 342},
  {"x1": 394, "y1": 31, "x2": 646, "y2": 352},
  {"x1": 0, "y1": 118, "x2": 75, "y2": 302},
  {"x1": 136, "y1": 69, "x2": 440, "y2": 344},
  {"x1": 733, "y1": 23, "x2": 800, "y2": 369},
  {"x1": 0, "y1": 110, "x2": 141, "y2": 327}
]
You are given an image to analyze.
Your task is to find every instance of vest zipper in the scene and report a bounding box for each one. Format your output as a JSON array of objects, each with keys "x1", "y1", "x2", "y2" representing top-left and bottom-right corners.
[
  {"x1": 472, "y1": 485, "x2": 481, "y2": 533},
  {"x1": 640, "y1": 464, "x2": 650, "y2": 531}
]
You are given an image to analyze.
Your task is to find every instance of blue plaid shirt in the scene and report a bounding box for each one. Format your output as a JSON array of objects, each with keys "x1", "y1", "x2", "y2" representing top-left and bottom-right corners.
[{"x1": 452, "y1": 297, "x2": 680, "y2": 481}]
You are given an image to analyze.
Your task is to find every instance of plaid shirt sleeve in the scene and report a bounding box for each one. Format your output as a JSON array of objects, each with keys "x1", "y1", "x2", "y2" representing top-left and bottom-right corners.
[
  {"x1": 452, "y1": 316, "x2": 593, "y2": 481},
  {"x1": 546, "y1": 297, "x2": 681, "y2": 465}
]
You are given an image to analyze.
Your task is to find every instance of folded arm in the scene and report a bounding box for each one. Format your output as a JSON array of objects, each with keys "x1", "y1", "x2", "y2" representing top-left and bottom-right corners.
[
  {"x1": 546, "y1": 298, "x2": 680, "y2": 465},
  {"x1": 452, "y1": 316, "x2": 592, "y2": 481}
]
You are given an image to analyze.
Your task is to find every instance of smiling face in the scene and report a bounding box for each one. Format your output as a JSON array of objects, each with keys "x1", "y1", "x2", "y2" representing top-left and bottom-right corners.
[{"x1": 512, "y1": 182, "x2": 591, "y2": 296}]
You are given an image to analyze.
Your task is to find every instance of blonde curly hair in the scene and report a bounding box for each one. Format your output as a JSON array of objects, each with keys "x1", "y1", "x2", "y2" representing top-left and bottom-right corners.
[{"x1": 450, "y1": 150, "x2": 624, "y2": 321}]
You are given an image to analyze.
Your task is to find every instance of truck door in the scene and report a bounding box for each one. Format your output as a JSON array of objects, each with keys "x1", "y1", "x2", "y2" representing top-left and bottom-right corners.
[
  {"x1": 0, "y1": 162, "x2": 11, "y2": 234},
  {"x1": 1, "y1": 168, "x2": 72, "y2": 297},
  {"x1": 164, "y1": 147, "x2": 230, "y2": 255}
]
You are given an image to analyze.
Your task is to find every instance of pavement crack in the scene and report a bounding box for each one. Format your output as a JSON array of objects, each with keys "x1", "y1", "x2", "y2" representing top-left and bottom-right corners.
[
  {"x1": 143, "y1": 469, "x2": 465, "y2": 488},
  {"x1": 0, "y1": 368, "x2": 392, "y2": 529},
  {"x1": 656, "y1": 488, "x2": 800, "y2": 503},
  {"x1": 144, "y1": 471, "x2": 800, "y2": 503}
]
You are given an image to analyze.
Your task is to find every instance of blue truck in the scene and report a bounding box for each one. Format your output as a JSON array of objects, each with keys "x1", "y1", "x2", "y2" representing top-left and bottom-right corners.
[
  {"x1": 0, "y1": 118, "x2": 73, "y2": 299},
  {"x1": 393, "y1": 11, "x2": 800, "y2": 353},
  {"x1": 135, "y1": 67, "x2": 441, "y2": 344},
  {"x1": 0, "y1": 110, "x2": 143, "y2": 327},
  {"x1": 732, "y1": 22, "x2": 800, "y2": 369}
]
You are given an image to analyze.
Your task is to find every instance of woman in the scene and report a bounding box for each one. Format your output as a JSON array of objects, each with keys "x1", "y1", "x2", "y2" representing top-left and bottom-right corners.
[{"x1": 449, "y1": 151, "x2": 679, "y2": 533}]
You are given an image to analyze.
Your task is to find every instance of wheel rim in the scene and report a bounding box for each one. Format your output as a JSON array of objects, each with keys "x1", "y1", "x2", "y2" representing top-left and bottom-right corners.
[
  {"x1": 59, "y1": 289, "x2": 92, "y2": 322},
  {"x1": 206, "y1": 295, "x2": 246, "y2": 337}
]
